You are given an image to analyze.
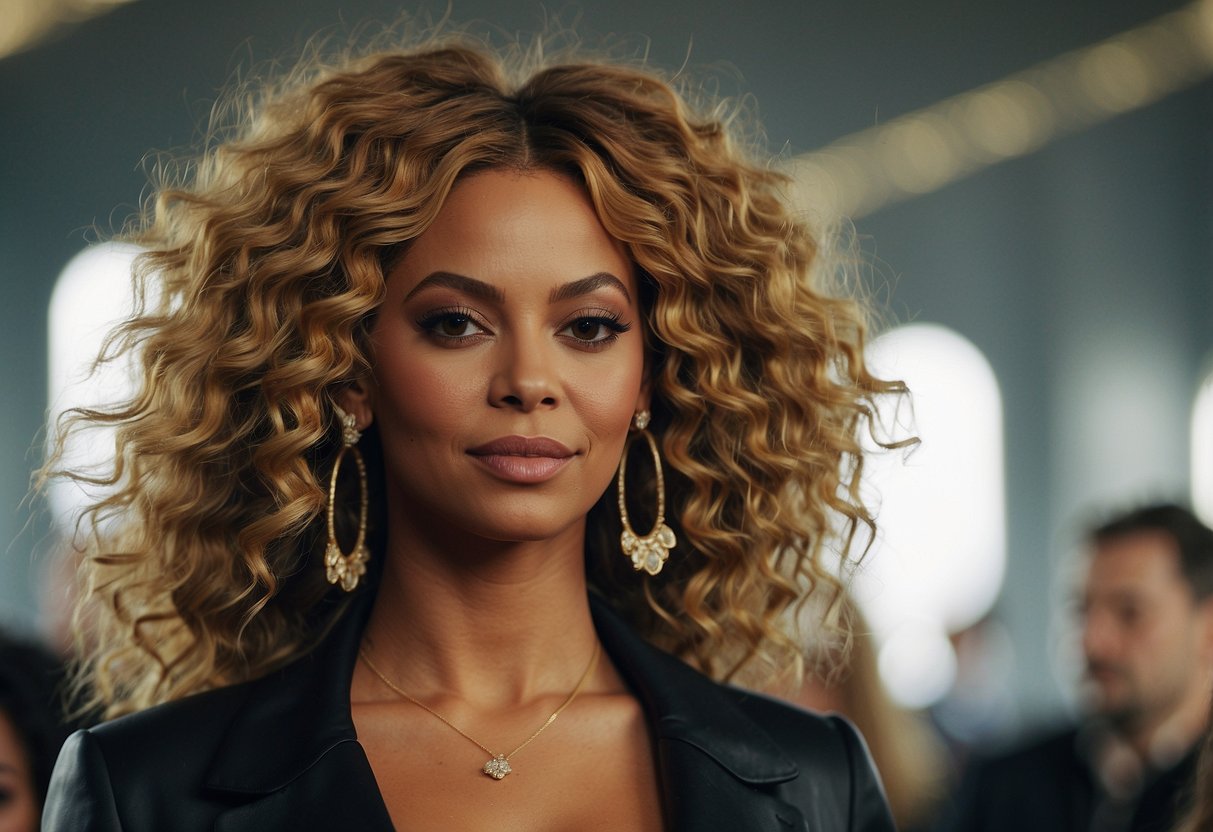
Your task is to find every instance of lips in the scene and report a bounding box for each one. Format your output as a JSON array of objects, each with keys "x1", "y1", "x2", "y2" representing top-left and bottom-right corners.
[
  {"x1": 467, "y1": 436, "x2": 575, "y2": 458},
  {"x1": 466, "y1": 436, "x2": 576, "y2": 483}
]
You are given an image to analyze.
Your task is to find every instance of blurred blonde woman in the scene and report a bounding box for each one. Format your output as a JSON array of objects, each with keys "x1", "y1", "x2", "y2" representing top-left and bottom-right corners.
[
  {"x1": 42, "y1": 30, "x2": 902, "y2": 832},
  {"x1": 788, "y1": 596, "x2": 949, "y2": 831}
]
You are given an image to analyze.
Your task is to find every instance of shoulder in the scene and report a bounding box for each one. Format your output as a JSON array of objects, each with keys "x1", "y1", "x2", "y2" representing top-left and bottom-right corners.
[
  {"x1": 967, "y1": 724, "x2": 1084, "y2": 778},
  {"x1": 590, "y1": 595, "x2": 894, "y2": 830},
  {"x1": 959, "y1": 723, "x2": 1091, "y2": 798},
  {"x1": 727, "y1": 688, "x2": 892, "y2": 810},
  {"x1": 43, "y1": 682, "x2": 254, "y2": 832},
  {"x1": 719, "y1": 684, "x2": 883, "y2": 787},
  {"x1": 92, "y1": 680, "x2": 251, "y2": 761},
  {"x1": 937, "y1": 725, "x2": 1091, "y2": 832},
  {"x1": 727, "y1": 686, "x2": 871, "y2": 760},
  {"x1": 731, "y1": 688, "x2": 897, "y2": 832},
  {"x1": 44, "y1": 599, "x2": 371, "y2": 831},
  {"x1": 679, "y1": 675, "x2": 895, "y2": 831}
]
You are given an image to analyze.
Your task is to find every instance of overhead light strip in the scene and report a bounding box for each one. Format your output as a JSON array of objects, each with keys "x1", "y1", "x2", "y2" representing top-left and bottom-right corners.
[
  {"x1": 784, "y1": 0, "x2": 1213, "y2": 220},
  {"x1": 1, "y1": 0, "x2": 138, "y2": 62}
]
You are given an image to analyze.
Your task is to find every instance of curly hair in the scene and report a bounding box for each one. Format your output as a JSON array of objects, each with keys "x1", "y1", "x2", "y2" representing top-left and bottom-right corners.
[{"x1": 44, "y1": 33, "x2": 903, "y2": 718}]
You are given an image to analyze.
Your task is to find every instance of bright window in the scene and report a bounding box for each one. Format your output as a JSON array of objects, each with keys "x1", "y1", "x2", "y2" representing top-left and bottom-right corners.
[{"x1": 46, "y1": 242, "x2": 143, "y2": 529}]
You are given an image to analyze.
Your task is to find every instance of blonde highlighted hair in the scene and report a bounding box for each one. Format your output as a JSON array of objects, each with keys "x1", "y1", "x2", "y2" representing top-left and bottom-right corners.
[{"x1": 45, "y1": 31, "x2": 904, "y2": 717}]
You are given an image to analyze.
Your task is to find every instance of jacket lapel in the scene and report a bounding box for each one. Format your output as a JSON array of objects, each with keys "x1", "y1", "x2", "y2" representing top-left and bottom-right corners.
[
  {"x1": 590, "y1": 596, "x2": 808, "y2": 831},
  {"x1": 212, "y1": 740, "x2": 393, "y2": 832},
  {"x1": 204, "y1": 592, "x2": 395, "y2": 832}
]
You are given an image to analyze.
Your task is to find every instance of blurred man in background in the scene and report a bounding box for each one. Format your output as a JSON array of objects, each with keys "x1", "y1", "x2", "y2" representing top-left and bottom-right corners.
[{"x1": 940, "y1": 503, "x2": 1213, "y2": 832}]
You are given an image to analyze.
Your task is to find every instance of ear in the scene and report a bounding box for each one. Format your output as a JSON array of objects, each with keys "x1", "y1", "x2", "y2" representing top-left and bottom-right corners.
[
  {"x1": 334, "y1": 375, "x2": 375, "y2": 432},
  {"x1": 1194, "y1": 597, "x2": 1213, "y2": 664}
]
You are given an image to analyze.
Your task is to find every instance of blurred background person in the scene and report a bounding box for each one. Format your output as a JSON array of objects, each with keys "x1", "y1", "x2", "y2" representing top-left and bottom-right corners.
[
  {"x1": 939, "y1": 503, "x2": 1213, "y2": 831},
  {"x1": 0, "y1": 634, "x2": 71, "y2": 832},
  {"x1": 783, "y1": 595, "x2": 951, "y2": 832}
]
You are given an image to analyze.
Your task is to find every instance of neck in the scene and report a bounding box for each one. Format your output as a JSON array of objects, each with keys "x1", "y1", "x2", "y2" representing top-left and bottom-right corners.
[{"x1": 357, "y1": 514, "x2": 600, "y2": 708}]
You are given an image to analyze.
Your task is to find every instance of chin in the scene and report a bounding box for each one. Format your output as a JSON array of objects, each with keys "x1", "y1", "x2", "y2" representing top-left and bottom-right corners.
[
  {"x1": 1089, "y1": 691, "x2": 1144, "y2": 728},
  {"x1": 461, "y1": 492, "x2": 597, "y2": 538},
  {"x1": 463, "y1": 508, "x2": 590, "y2": 545}
]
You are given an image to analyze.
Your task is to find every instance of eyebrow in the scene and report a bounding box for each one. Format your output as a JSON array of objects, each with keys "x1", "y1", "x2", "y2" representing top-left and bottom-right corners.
[
  {"x1": 403, "y1": 271, "x2": 631, "y2": 305},
  {"x1": 404, "y1": 271, "x2": 505, "y2": 303},
  {"x1": 549, "y1": 272, "x2": 632, "y2": 304}
]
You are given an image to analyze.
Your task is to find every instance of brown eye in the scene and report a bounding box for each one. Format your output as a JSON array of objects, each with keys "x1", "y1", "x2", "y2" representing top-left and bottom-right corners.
[
  {"x1": 439, "y1": 315, "x2": 474, "y2": 337},
  {"x1": 569, "y1": 318, "x2": 606, "y2": 341},
  {"x1": 417, "y1": 308, "x2": 486, "y2": 342},
  {"x1": 560, "y1": 313, "x2": 629, "y2": 345}
]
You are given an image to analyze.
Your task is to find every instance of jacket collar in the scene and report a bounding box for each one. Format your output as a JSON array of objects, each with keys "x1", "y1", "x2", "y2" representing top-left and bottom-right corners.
[
  {"x1": 204, "y1": 593, "x2": 372, "y2": 794},
  {"x1": 587, "y1": 594, "x2": 798, "y2": 785},
  {"x1": 204, "y1": 589, "x2": 805, "y2": 831}
]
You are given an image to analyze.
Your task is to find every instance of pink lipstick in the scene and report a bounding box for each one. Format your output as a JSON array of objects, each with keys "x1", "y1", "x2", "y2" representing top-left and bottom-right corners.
[{"x1": 466, "y1": 436, "x2": 576, "y2": 484}]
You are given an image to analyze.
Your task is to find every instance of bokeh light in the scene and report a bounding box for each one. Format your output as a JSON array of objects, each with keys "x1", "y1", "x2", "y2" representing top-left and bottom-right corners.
[{"x1": 856, "y1": 323, "x2": 1007, "y2": 709}]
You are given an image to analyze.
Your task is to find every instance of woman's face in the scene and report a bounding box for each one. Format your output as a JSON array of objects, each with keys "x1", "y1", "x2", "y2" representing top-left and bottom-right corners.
[
  {"x1": 0, "y1": 710, "x2": 37, "y2": 832},
  {"x1": 342, "y1": 169, "x2": 648, "y2": 547}
]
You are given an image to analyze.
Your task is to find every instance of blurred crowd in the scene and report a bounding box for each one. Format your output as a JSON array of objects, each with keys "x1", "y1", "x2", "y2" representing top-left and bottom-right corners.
[{"x1": 779, "y1": 502, "x2": 1213, "y2": 832}]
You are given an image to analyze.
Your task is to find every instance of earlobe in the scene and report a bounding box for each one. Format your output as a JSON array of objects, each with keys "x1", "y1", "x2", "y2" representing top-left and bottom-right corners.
[
  {"x1": 334, "y1": 378, "x2": 375, "y2": 432},
  {"x1": 634, "y1": 379, "x2": 652, "y2": 422}
]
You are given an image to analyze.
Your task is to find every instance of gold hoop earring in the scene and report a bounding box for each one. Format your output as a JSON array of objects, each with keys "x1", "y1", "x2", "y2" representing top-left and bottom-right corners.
[
  {"x1": 325, "y1": 406, "x2": 369, "y2": 592},
  {"x1": 617, "y1": 410, "x2": 676, "y2": 576}
]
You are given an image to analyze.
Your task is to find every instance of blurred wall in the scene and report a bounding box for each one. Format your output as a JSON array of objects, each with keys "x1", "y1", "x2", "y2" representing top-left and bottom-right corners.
[{"x1": 0, "y1": 0, "x2": 1209, "y2": 727}]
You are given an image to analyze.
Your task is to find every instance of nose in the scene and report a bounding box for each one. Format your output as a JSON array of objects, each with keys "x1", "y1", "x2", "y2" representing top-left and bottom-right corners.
[{"x1": 488, "y1": 331, "x2": 560, "y2": 412}]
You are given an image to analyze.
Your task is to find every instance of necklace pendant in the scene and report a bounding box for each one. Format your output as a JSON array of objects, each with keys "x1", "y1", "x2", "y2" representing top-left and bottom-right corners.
[{"x1": 483, "y1": 754, "x2": 512, "y2": 780}]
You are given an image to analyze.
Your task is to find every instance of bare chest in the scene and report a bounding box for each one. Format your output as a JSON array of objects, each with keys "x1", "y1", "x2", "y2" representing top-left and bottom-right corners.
[{"x1": 353, "y1": 694, "x2": 664, "y2": 832}]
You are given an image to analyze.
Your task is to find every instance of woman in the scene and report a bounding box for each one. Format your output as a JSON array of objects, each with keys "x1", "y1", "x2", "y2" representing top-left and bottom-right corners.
[
  {"x1": 42, "y1": 34, "x2": 901, "y2": 831},
  {"x1": 788, "y1": 596, "x2": 948, "y2": 831}
]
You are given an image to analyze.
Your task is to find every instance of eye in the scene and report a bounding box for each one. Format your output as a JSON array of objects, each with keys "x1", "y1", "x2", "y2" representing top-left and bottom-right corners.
[
  {"x1": 1114, "y1": 602, "x2": 1143, "y2": 628},
  {"x1": 559, "y1": 312, "x2": 631, "y2": 347},
  {"x1": 436, "y1": 314, "x2": 479, "y2": 338},
  {"x1": 417, "y1": 307, "x2": 487, "y2": 342},
  {"x1": 567, "y1": 318, "x2": 611, "y2": 341}
]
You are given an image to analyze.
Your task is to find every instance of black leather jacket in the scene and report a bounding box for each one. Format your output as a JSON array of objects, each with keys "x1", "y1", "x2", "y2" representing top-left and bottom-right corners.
[{"x1": 44, "y1": 593, "x2": 894, "y2": 831}]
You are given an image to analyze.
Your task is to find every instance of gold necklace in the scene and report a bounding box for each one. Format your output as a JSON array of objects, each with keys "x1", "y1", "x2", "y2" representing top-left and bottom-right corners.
[{"x1": 358, "y1": 641, "x2": 601, "y2": 780}]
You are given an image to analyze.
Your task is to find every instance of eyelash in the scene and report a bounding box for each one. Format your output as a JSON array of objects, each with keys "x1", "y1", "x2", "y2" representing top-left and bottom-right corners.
[{"x1": 416, "y1": 307, "x2": 632, "y2": 350}]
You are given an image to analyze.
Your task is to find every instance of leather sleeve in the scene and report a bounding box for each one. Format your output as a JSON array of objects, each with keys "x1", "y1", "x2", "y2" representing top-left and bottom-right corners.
[
  {"x1": 42, "y1": 729, "x2": 124, "y2": 831},
  {"x1": 828, "y1": 715, "x2": 897, "y2": 832}
]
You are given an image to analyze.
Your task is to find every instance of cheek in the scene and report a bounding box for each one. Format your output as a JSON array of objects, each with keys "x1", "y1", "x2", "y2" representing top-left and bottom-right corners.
[
  {"x1": 575, "y1": 380, "x2": 638, "y2": 430},
  {"x1": 373, "y1": 350, "x2": 478, "y2": 432},
  {"x1": 569, "y1": 356, "x2": 645, "y2": 436}
]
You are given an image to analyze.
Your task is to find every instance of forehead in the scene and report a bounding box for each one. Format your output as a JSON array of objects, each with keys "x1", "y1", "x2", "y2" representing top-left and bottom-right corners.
[
  {"x1": 393, "y1": 168, "x2": 634, "y2": 290},
  {"x1": 1085, "y1": 530, "x2": 1191, "y2": 603}
]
